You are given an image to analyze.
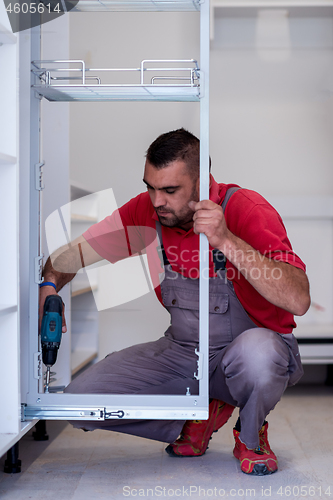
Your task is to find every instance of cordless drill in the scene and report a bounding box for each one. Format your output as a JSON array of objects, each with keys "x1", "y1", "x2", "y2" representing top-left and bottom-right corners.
[{"x1": 40, "y1": 295, "x2": 63, "y2": 393}]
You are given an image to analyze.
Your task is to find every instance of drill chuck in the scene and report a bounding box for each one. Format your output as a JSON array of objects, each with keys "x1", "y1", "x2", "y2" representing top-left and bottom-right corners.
[{"x1": 42, "y1": 345, "x2": 59, "y2": 367}]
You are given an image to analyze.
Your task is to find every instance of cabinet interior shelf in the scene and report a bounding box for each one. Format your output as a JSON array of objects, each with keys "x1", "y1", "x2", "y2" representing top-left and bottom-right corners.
[
  {"x1": 0, "y1": 22, "x2": 16, "y2": 45},
  {"x1": 72, "y1": 284, "x2": 98, "y2": 297},
  {"x1": 0, "y1": 152, "x2": 16, "y2": 165},
  {"x1": 31, "y1": 59, "x2": 200, "y2": 102},
  {"x1": 71, "y1": 213, "x2": 98, "y2": 223},
  {"x1": 295, "y1": 324, "x2": 333, "y2": 339},
  {"x1": 71, "y1": 350, "x2": 98, "y2": 375},
  {"x1": 33, "y1": 85, "x2": 200, "y2": 102},
  {"x1": 0, "y1": 304, "x2": 18, "y2": 317},
  {"x1": 69, "y1": 0, "x2": 200, "y2": 12}
]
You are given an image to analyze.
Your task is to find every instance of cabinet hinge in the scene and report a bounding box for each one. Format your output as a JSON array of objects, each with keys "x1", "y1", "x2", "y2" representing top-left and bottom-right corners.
[
  {"x1": 35, "y1": 255, "x2": 44, "y2": 285},
  {"x1": 198, "y1": 71, "x2": 204, "y2": 98},
  {"x1": 194, "y1": 348, "x2": 203, "y2": 380},
  {"x1": 21, "y1": 404, "x2": 27, "y2": 422},
  {"x1": 34, "y1": 352, "x2": 42, "y2": 380},
  {"x1": 35, "y1": 162, "x2": 45, "y2": 191}
]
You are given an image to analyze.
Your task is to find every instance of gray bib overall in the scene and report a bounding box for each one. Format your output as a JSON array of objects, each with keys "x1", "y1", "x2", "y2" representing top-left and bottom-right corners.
[{"x1": 66, "y1": 188, "x2": 303, "y2": 448}]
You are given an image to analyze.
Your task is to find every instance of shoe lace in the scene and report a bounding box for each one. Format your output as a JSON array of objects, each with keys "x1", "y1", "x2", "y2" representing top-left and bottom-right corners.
[
  {"x1": 254, "y1": 447, "x2": 265, "y2": 455},
  {"x1": 257, "y1": 427, "x2": 270, "y2": 454}
]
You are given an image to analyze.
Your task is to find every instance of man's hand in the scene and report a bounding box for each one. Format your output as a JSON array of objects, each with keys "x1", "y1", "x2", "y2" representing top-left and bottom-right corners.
[
  {"x1": 38, "y1": 236, "x2": 103, "y2": 334},
  {"x1": 189, "y1": 199, "x2": 231, "y2": 250},
  {"x1": 39, "y1": 285, "x2": 67, "y2": 333}
]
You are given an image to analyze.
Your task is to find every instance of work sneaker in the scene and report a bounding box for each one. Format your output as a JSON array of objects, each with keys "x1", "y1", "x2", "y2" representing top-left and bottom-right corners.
[
  {"x1": 233, "y1": 421, "x2": 278, "y2": 475},
  {"x1": 165, "y1": 399, "x2": 234, "y2": 457}
]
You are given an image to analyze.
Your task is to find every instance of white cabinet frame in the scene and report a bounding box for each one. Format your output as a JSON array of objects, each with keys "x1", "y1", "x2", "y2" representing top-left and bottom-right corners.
[{"x1": 23, "y1": 1, "x2": 211, "y2": 423}]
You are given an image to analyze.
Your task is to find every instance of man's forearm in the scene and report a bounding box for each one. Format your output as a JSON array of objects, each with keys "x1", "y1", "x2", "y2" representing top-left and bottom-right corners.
[
  {"x1": 220, "y1": 232, "x2": 311, "y2": 316},
  {"x1": 42, "y1": 237, "x2": 103, "y2": 292},
  {"x1": 43, "y1": 244, "x2": 81, "y2": 292},
  {"x1": 191, "y1": 199, "x2": 311, "y2": 316}
]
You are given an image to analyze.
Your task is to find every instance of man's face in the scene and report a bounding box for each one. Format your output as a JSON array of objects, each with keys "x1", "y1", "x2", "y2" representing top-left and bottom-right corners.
[{"x1": 143, "y1": 159, "x2": 199, "y2": 230}]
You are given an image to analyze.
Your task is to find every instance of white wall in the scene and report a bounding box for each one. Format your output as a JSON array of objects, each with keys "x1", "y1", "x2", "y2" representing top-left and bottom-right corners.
[{"x1": 210, "y1": 14, "x2": 333, "y2": 198}]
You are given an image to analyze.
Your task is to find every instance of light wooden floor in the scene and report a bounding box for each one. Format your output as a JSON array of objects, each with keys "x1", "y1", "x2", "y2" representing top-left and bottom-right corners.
[{"x1": 1, "y1": 384, "x2": 332, "y2": 500}]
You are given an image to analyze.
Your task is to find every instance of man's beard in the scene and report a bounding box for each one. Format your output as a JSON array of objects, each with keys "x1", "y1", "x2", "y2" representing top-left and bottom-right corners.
[
  {"x1": 156, "y1": 210, "x2": 192, "y2": 228},
  {"x1": 155, "y1": 183, "x2": 199, "y2": 228}
]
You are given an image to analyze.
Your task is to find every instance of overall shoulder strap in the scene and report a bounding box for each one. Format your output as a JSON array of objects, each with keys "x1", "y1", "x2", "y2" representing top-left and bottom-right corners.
[
  {"x1": 155, "y1": 220, "x2": 169, "y2": 266},
  {"x1": 156, "y1": 187, "x2": 242, "y2": 271},
  {"x1": 213, "y1": 186, "x2": 241, "y2": 272},
  {"x1": 221, "y1": 186, "x2": 241, "y2": 212}
]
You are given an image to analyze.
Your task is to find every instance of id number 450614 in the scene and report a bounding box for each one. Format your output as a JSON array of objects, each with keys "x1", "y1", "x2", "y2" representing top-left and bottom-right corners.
[
  {"x1": 6, "y1": 2, "x2": 61, "y2": 13},
  {"x1": 277, "y1": 486, "x2": 332, "y2": 497}
]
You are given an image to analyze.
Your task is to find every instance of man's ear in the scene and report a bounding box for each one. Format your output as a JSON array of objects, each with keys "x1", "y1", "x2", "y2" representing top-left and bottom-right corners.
[
  {"x1": 195, "y1": 174, "x2": 211, "y2": 197},
  {"x1": 195, "y1": 173, "x2": 211, "y2": 199},
  {"x1": 195, "y1": 176, "x2": 200, "y2": 197}
]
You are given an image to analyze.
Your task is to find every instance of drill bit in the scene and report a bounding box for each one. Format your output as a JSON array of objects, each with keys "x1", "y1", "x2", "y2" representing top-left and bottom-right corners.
[{"x1": 45, "y1": 366, "x2": 51, "y2": 393}]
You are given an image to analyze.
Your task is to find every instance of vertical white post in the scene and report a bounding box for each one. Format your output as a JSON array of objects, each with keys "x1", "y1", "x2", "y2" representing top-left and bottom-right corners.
[
  {"x1": 199, "y1": 0, "x2": 210, "y2": 405},
  {"x1": 29, "y1": 24, "x2": 43, "y2": 395}
]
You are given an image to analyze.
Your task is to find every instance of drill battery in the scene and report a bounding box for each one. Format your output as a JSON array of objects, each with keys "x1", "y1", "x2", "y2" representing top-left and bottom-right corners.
[{"x1": 41, "y1": 294, "x2": 63, "y2": 367}]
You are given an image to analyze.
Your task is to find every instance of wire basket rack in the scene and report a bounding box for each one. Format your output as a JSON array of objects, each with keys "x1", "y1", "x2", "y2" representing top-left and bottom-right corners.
[{"x1": 31, "y1": 59, "x2": 201, "y2": 101}]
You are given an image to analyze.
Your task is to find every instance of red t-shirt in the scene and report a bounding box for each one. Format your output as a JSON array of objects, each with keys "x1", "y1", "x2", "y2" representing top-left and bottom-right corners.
[{"x1": 83, "y1": 176, "x2": 306, "y2": 333}]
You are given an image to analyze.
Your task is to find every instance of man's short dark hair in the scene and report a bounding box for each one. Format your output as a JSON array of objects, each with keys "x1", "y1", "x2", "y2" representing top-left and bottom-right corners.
[{"x1": 146, "y1": 128, "x2": 205, "y2": 178}]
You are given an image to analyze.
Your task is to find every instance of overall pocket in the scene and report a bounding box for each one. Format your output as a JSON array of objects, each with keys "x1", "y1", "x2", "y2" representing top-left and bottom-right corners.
[{"x1": 162, "y1": 284, "x2": 232, "y2": 345}]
